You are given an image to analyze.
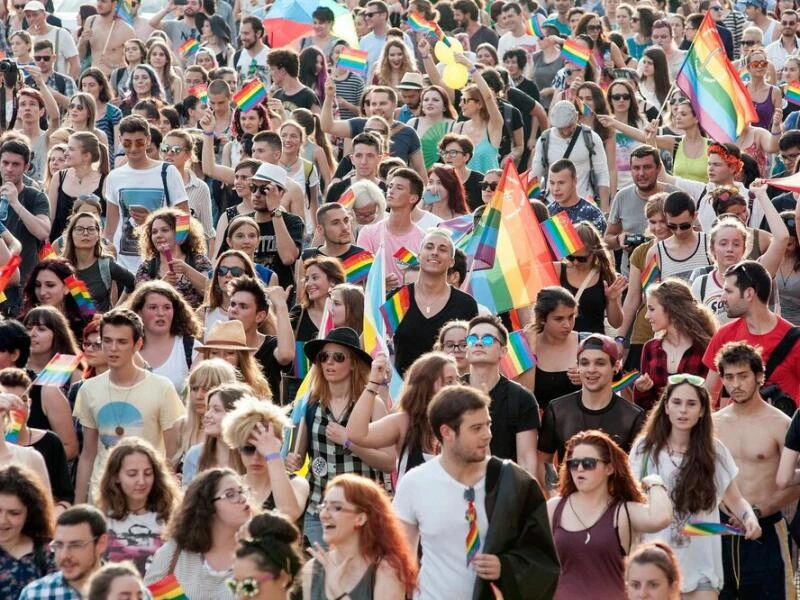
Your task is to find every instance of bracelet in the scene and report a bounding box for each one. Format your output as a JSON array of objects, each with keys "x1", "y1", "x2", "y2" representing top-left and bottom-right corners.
[
  {"x1": 344, "y1": 439, "x2": 352, "y2": 450},
  {"x1": 368, "y1": 380, "x2": 383, "y2": 386},
  {"x1": 202, "y1": 130, "x2": 214, "y2": 136},
  {"x1": 420, "y1": 54, "x2": 430, "y2": 59},
  {"x1": 469, "y1": 66, "x2": 477, "y2": 75},
  {"x1": 365, "y1": 387, "x2": 379, "y2": 395},
  {"x1": 264, "y1": 452, "x2": 281, "y2": 462}
]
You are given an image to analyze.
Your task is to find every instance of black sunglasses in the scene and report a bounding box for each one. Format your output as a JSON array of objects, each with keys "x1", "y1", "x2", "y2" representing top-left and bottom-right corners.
[
  {"x1": 741, "y1": 39, "x2": 759, "y2": 46},
  {"x1": 567, "y1": 457, "x2": 606, "y2": 471},
  {"x1": 33, "y1": 55, "x2": 51, "y2": 62},
  {"x1": 610, "y1": 93, "x2": 631, "y2": 101},
  {"x1": 666, "y1": 222, "x2": 693, "y2": 230},
  {"x1": 239, "y1": 445, "x2": 257, "y2": 456},
  {"x1": 317, "y1": 351, "x2": 347, "y2": 363},
  {"x1": 566, "y1": 254, "x2": 590, "y2": 263},
  {"x1": 480, "y1": 181, "x2": 498, "y2": 191},
  {"x1": 218, "y1": 266, "x2": 244, "y2": 277},
  {"x1": 249, "y1": 182, "x2": 274, "y2": 195}
]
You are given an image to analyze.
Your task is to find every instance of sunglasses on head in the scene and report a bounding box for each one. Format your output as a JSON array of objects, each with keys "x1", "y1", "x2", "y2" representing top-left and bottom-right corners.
[
  {"x1": 317, "y1": 351, "x2": 347, "y2": 363},
  {"x1": 466, "y1": 333, "x2": 500, "y2": 347},
  {"x1": 666, "y1": 221, "x2": 693, "y2": 230},
  {"x1": 480, "y1": 181, "x2": 498, "y2": 191},
  {"x1": 566, "y1": 457, "x2": 606, "y2": 471},
  {"x1": 217, "y1": 266, "x2": 244, "y2": 277},
  {"x1": 566, "y1": 254, "x2": 590, "y2": 263},
  {"x1": 667, "y1": 373, "x2": 705, "y2": 386}
]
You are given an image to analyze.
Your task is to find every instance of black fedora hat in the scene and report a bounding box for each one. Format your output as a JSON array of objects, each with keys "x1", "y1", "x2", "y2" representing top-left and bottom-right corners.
[{"x1": 304, "y1": 327, "x2": 373, "y2": 367}]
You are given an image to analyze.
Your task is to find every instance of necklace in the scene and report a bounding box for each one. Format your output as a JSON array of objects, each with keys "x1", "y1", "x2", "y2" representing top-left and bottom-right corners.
[
  {"x1": 666, "y1": 443, "x2": 684, "y2": 469},
  {"x1": 568, "y1": 495, "x2": 611, "y2": 544},
  {"x1": 107, "y1": 371, "x2": 142, "y2": 437},
  {"x1": 778, "y1": 264, "x2": 793, "y2": 289}
]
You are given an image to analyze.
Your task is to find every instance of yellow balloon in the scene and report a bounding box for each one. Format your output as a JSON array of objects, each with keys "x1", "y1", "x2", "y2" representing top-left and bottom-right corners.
[
  {"x1": 435, "y1": 40, "x2": 455, "y2": 64},
  {"x1": 446, "y1": 36, "x2": 464, "y2": 54},
  {"x1": 442, "y1": 63, "x2": 469, "y2": 90}
]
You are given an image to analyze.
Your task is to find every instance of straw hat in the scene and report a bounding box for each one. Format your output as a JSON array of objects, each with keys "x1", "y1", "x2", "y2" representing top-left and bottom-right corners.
[{"x1": 197, "y1": 320, "x2": 259, "y2": 352}]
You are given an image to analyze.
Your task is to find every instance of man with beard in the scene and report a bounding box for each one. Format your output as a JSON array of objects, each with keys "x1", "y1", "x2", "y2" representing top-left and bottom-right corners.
[
  {"x1": 233, "y1": 16, "x2": 270, "y2": 86},
  {"x1": 19, "y1": 506, "x2": 108, "y2": 598},
  {"x1": 766, "y1": 9, "x2": 799, "y2": 70},
  {"x1": 453, "y1": 0, "x2": 499, "y2": 49},
  {"x1": 302, "y1": 203, "x2": 368, "y2": 263},
  {"x1": 77, "y1": 0, "x2": 135, "y2": 76},
  {"x1": 713, "y1": 342, "x2": 799, "y2": 599},
  {"x1": 704, "y1": 260, "x2": 800, "y2": 408}
]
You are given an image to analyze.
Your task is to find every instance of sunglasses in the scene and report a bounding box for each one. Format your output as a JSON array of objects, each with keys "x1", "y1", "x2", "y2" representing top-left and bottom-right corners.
[
  {"x1": 566, "y1": 457, "x2": 606, "y2": 471},
  {"x1": 160, "y1": 143, "x2": 186, "y2": 154},
  {"x1": 587, "y1": 24, "x2": 602, "y2": 31},
  {"x1": 466, "y1": 333, "x2": 499, "y2": 347},
  {"x1": 249, "y1": 182, "x2": 273, "y2": 195},
  {"x1": 68, "y1": 103, "x2": 85, "y2": 110},
  {"x1": 82, "y1": 340, "x2": 102, "y2": 351},
  {"x1": 217, "y1": 266, "x2": 244, "y2": 277},
  {"x1": 317, "y1": 351, "x2": 347, "y2": 363},
  {"x1": 749, "y1": 59, "x2": 768, "y2": 68},
  {"x1": 13, "y1": 4, "x2": 24, "y2": 8},
  {"x1": 667, "y1": 373, "x2": 705, "y2": 386},
  {"x1": 741, "y1": 39, "x2": 759, "y2": 46},
  {"x1": 631, "y1": 17, "x2": 640, "y2": 22},
  {"x1": 710, "y1": 5, "x2": 723, "y2": 10},
  {"x1": 666, "y1": 222, "x2": 693, "y2": 230},
  {"x1": 480, "y1": 181, "x2": 498, "y2": 191},
  {"x1": 566, "y1": 254, "x2": 591, "y2": 262},
  {"x1": 33, "y1": 55, "x2": 51, "y2": 62},
  {"x1": 610, "y1": 93, "x2": 631, "y2": 101},
  {"x1": 121, "y1": 138, "x2": 147, "y2": 148}
]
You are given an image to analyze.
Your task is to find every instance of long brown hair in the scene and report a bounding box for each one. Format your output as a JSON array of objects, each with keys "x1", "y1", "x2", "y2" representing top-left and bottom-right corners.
[
  {"x1": 138, "y1": 207, "x2": 206, "y2": 260},
  {"x1": 126, "y1": 280, "x2": 203, "y2": 339},
  {"x1": 575, "y1": 221, "x2": 617, "y2": 285},
  {"x1": 398, "y1": 352, "x2": 455, "y2": 455},
  {"x1": 203, "y1": 250, "x2": 256, "y2": 312},
  {"x1": 634, "y1": 381, "x2": 718, "y2": 514},
  {"x1": 197, "y1": 383, "x2": 250, "y2": 474},
  {"x1": 558, "y1": 430, "x2": 645, "y2": 502},
  {"x1": 309, "y1": 348, "x2": 370, "y2": 410},
  {"x1": 647, "y1": 279, "x2": 717, "y2": 348},
  {"x1": 62, "y1": 211, "x2": 110, "y2": 267},
  {"x1": 0, "y1": 464, "x2": 54, "y2": 545},
  {"x1": 300, "y1": 256, "x2": 345, "y2": 308}
]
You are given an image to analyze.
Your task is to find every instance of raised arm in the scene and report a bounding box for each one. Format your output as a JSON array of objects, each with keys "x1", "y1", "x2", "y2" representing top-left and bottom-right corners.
[
  {"x1": 321, "y1": 77, "x2": 353, "y2": 138},
  {"x1": 346, "y1": 354, "x2": 406, "y2": 449},
  {"x1": 199, "y1": 112, "x2": 234, "y2": 183},
  {"x1": 266, "y1": 286, "x2": 296, "y2": 366},
  {"x1": 752, "y1": 179, "x2": 788, "y2": 276}
]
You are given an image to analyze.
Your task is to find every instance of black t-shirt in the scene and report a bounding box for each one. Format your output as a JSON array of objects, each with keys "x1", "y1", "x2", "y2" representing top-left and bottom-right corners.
[
  {"x1": 347, "y1": 119, "x2": 422, "y2": 163},
  {"x1": 537, "y1": 390, "x2": 645, "y2": 461},
  {"x1": 464, "y1": 170, "x2": 484, "y2": 212},
  {"x1": 498, "y1": 99, "x2": 524, "y2": 165},
  {"x1": 78, "y1": 258, "x2": 135, "y2": 313},
  {"x1": 301, "y1": 243, "x2": 369, "y2": 262},
  {"x1": 32, "y1": 430, "x2": 74, "y2": 503},
  {"x1": 393, "y1": 283, "x2": 479, "y2": 375},
  {"x1": 254, "y1": 335, "x2": 292, "y2": 405},
  {"x1": 254, "y1": 214, "x2": 305, "y2": 288},
  {"x1": 273, "y1": 86, "x2": 320, "y2": 111},
  {"x1": 785, "y1": 409, "x2": 800, "y2": 451},
  {"x1": 289, "y1": 305, "x2": 319, "y2": 344},
  {"x1": 506, "y1": 88, "x2": 536, "y2": 167},
  {"x1": 514, "y1": 78, "x2": 541, "y2": 104}
]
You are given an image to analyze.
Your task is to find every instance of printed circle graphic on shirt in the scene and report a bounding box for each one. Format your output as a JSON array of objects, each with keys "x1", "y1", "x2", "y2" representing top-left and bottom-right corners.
[
  {"x1": 311, "y1": 457, "x2": 329, "y2": 477},
  {"x1": 97, "y1": 402, "x2": 144, "y2": 449}
]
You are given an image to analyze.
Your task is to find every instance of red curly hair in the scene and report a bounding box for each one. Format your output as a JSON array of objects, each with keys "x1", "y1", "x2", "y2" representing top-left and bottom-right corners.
[
  {"x1": 557, "y1": 430, "x2": 645, "y2": 502},
  {"x1": 327, "y1": 474, "x2": 418, "y2": 597}
]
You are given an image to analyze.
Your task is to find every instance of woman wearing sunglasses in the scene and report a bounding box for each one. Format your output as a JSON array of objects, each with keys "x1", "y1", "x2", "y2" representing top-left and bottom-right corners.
[
  {"x1": 286, "y1": 327, "x2": 394, "y2": 547},
  {"x1": 221, "y1": 395, "x2": 309, "y2": 525},
  {"x1": 406, "y1": 74, "x2": 458, "y2": 169},
  {"x1": 744, "y1": 47, "x2": 782, "y2": 131},
  {"x1": 605, "y1": 79, "x2": 646, "y2": 191},
  {"x1": 197, "y1": 250, "x2": 258, "y2": 332},
  {"x1": 547, "y1": 429, "x2": 672, "y2": 599},
  {"x1": 292, "y1": 256, "x2": 346, "y2": 344},
  {"x1": 630, "y1": 374, "x2": 761, "y2": 597}
]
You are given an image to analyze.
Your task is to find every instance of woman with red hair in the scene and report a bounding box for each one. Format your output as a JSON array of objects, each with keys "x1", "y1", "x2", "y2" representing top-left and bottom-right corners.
[
  {"x1": 303, "y1": 474, "x2": 417, "y2": 599},
  {"x1": 417, "y1": 164, "x2": 469, "y2": 227},
  {"x1": 547, "y1": 430, "x2": 672, "y2": 599}
]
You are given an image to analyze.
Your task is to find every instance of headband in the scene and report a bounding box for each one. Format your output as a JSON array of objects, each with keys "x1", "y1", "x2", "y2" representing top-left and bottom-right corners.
[{"x1": 708, "y1": 143, "x2": 743, "y2": 175}]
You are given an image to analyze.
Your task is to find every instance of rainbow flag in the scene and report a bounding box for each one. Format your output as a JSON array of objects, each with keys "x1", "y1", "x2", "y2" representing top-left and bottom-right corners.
[
  {"x1": 233, "y1": 79, "x2": 268, "y2": 112},
  {"x1": 787, "y1": 81, "x2": 800, "y2": 106},
  {"x1": 529, "y1": 14, "x2": 545, "y2": 38},
  {"x1": 178, "y1": 38, "x2": 200, "y2": 58},
  {"x1": 560, "y1": 38, "x2": 589, "y2": 69},
  {"x1": 612, "y1": 370, "x2": 640, "y2": 393},
  {"x1": 148, "y1": 574, "x2": 188, "y2": 600},
  {"x1": 33, "y1": 353, "x2": 83, "y2": 387},
  {"x1": 188, "y1": 83, "x2": 208, "y2": 104},
  {"x1": 379, "y1": 285, "x2": 411, "y2": 334},
  {"x1": 115, "y1": 0, "x2": 134, "y2": 25},
  {"x1": 500, "y1": 330, "x2": 536, "y2": 378},
  {"x1": 341, "y1": 250, "x2": 373, "y2": 284},
  {"x1": 64, "y1": 275, "x2": 96, "y2": 317},
  {"x1": 577, "y1": 97, "x2": 592, "y2": 117},
  {"x1": 438, "y1": 214, "x2": 475, "y2": 241},
  {"x1": 4, "y1": 409, "x2": 24, "y2": 443},
  {"x1": 0, "y1": 254, "x2": 21, "y2": 305},
  {"x1": 294, "y1": 341, "x2": 310, "y2": 378},
  {"x1": 174, "y1": 213, "x2": 190, "y2": 245},
  {"x1": 463, "y1": 193, "x2": 502, "y2": 269},
  {"x1": 466, "y1": 162, "x2": 558, "y2": 314},
  {"x1": 337, "y1": 47, "x2": 369, "y2": 76},
  {"x1": 676, "y1": 12, "x2": 758, "y2": 143},
  {"x1": 38, "y1": 243, "x2": 56, "y2": 261},
  {"x1": 393, "y1": 246, "x2": 419, "y2": 268},
  {"x1": 432, "y1": 22, "x2": 451, "y2": 46},
  {"x1": 540, "y1": 212, "x2": 585, "y2": 260},
  {"x1": 683, "y1": 522, "x2": 744, "y2": 536},
  {"x1": 338, "y1": 187, "x2": 356, "y2": 208},
  {"x1": 641, "y1": 255, "x2": 660, "y2": 292},
  {"x1": 526, "y1": 174, "x2": 541, "y2": 199},
  {"x1": 407, "y1": 11, "x2": 436, "y2": 34}
]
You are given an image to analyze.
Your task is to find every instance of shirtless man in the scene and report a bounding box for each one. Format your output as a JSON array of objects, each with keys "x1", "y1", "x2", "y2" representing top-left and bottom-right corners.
[
  {"x1": 77, "y1": 0, "x2": 135, "y2": 76},
  {"x1": 712, "y1": 341, "x2": 800, "y2": 600}
]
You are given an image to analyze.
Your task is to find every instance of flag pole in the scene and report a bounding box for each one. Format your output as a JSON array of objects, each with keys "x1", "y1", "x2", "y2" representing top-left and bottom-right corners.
[{"x1": 654, "y1": 82, "x2": 678, "y2": 123}]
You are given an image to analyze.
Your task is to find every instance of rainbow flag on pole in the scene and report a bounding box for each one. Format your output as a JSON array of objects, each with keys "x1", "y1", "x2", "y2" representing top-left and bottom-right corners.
[
  {"x1": 174, "y1": 213, "x2": 190, "y2": 245},
  {"x1": 540, "y1": 212, "x2": 585, "y2": 260},
  {"x1": 38, "y1": 243, "x2": 57, "y2": 261},
  {"x1": 64, "y1": 275, "x2": 96, "y2": 317},
  {"x1": 188, "y1": 83, "x2": 208, "y2": 104},
  {"x1": 379, "y1": 285, "x2": 411, "y2": 333},
  {"x1": 337, "y1": 48, "x2": 369, "y2": 76},
  {"x1": 0, "y1": 254, "x2": 21, "y2": 304},
  {"x1": 786, "y1": 81, "x2": 800, "y2": 106},
  {"x1": 393, "y1": 246, "x2": 419, "y2": 268},
  {"x1": 338, "y1": 187, "x2": 356, "y2": 208},
  {"x1": 341, "y1": 250, "x2": 373, "y2": 284},
  {"x1": 148, "y1": 574, "x2": 188, "y2": 600},
  {"x1": 675, "y1": 12, "x2": 757, "y2": 143},
  {"x1": 560, "y1": 38, "x2": 590, "y2": 69},
  {"x1": 33, "y1": 353, "x2": 83, "y2": 387},
  {"x1": 233, "y1": 79, "x2": 268, "y2": 112},
  {"x1": 500, "y1": 330, "x2": 536, "y2": 378},
  {"x1": 641, "y1": 255, "x2": 660, "y2": 292},
  {"x1": 178, "y1": 38, "x2": 200, "y2": 58},
  {"x1": 4, "y1": 409, "x2": 24, "y2": 443},
  {"x1": 116, "y1": 0, "x2": 134, "y2": 25},
  {"x1": 294, "y1": 342, "x2": 310, "y2": 378},
  {"x1": 612, "y1": 370, "x2": 640, "y2": 393},
  {"x1": 407, "y1": 11, "x2": 437, "y2": 34},
  {"x1": 576, "y1": 97, "x2": 592, "y2": 116},
  {"x1": 683, "y1": 521, "x2": 744, "y2": 536},
  {"x1": 526, "y1": 174, "x2": 542, "y2": 199}
]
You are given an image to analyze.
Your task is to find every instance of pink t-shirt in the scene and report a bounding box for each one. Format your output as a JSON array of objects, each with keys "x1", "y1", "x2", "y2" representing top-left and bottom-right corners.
[{"x1": 357, "y1": 219, "x2": 426, "y2": 282}]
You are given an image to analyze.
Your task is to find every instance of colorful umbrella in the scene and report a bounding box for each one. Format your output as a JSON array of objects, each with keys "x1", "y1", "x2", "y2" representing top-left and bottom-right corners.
[{"x1": 263, "y1": 0, "x2": 316, "y2": 49}]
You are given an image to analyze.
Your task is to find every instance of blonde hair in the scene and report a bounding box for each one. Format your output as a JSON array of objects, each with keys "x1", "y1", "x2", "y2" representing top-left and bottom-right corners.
[
  {"x1": 709, "y1": 216, "x2": 751, "y2": 264},
  {"x1": 179, "y1": 359, "x2": 238, "y2": 458},
  {"x1": 221, "y1": 395, "x2": 290, "y2": 449}
]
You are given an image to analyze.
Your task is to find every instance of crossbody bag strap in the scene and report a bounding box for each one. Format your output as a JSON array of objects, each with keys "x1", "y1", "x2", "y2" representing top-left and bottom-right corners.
[
  {"x1": 765, "y1": 326, "x2": 800, "y2": 381},
  {"x1": 562, "y1": 125, "x2": 583, "y2": 160},
  {"x1": 573, "y1": 267, "x2": 598, "y2": 305}
]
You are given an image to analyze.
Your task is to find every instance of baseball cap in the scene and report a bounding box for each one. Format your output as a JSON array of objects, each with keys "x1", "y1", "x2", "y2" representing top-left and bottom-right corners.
[
  {"x1": 23, "y1": 1, "x2": 45, "y2": 11},
  {"x1": 251, "y1": 163, "x2": 287, "y2": 190},
  {"x1": 550, "y1": 100, "x2": 578, "y2": 128},
  {"x1": 577, "y1": 334, "x2": 620, "y2": 363}
]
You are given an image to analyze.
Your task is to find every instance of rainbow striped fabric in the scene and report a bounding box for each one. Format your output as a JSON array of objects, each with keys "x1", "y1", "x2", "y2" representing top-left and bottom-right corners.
[
  {"x1": 786, "y1": 81, "x2": 800, "y2": 106},
  {"x1": 38, "y1": 243, "x2": 56, "y2": 261},
  {"x1": 233, "y1": 79, "x2": 268, "y2": 112},
  {"x1": 0, "y1": 254, "x2": 21, "y2": 305},
  {"x1": 465, "y1": 492, "x2": 480, "y2": 566},
  {"x1": 174, "y1": 213, "x2": 190, "y2": 245},
  {"x1": 540, "y1": 212, "x2": 585, "y2": 260},
  {"x1": 577, "y1": 97, "x2": 592, "y2": 116},
  {"x1": 337, "y1": 48, "x2": 369, "y2": 76},
  {"x1": 500, "y1": 330, "x2": 536, "y2": 378},
  {"x1": 393, "y1": 246, "x2": 419, "y2": 267},
  {"x1": 341, "y1": 250, "x2": 374, "y2": 284},
  {"x1": 338, "y1": 187, "x2": 356, "y2": 208},
  {"x1": 683, "y1": 522, "x2": 744, "y2": 536},
  {"x1": 379, "y1": 286, "x2": 411, "y2": 334},
  {"x1": 33, "y1": 353, "x2": 83, "y2": 387},
  {"x1": 65, "y1": 275, "x2": 96, "y2": 317},
  {"x1": 115, "y1": 0, "x2": 134, "y2": 25},
  {"x1": 641, "y1": 255, "x2": 660, "y2": 291},
  {"x1": 407, "y1": 11, "x2": 436, "y2": 34},
  {"x1": 148, "y1": 574, "x2": 188, "y2": 600},
  {"x1": 526, "y1": 174, "x2": 542, "y2": 199},
  {"x1": 188, "y1": 83, "x2": 208, "y2": 104},
  {"x1": 4, "y1": 409, "x2": 24, "y2": 443},
  {"x1": 529, "y1": 14, "x2": 545, "y2": 38},
  {"x1": 294, "y1": 341, "x2": 310, "y2": 378},
  {"x1": 675, "y1": 12, "x2": 758, "y2": 143},
  {"x1": 178, "y1": 38, "x2": 200, "y2": 58},
  {"x1": 560, "y1": 38, "x2": 590, "y2": 69},
  {"x1": 612, "y1": 370, "x2": 640, "y2": 393}
]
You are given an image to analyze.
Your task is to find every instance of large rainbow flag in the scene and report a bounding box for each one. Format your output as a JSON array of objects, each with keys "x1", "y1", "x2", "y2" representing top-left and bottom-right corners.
[{"x1": 675, "y1": 12, "x2": 757, "y2": 143}]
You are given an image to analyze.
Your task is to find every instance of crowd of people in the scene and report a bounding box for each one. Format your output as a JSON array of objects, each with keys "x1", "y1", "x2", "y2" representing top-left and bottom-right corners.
[{"x1": 3, "y1": 0, "x2": 800, "y2": 597}]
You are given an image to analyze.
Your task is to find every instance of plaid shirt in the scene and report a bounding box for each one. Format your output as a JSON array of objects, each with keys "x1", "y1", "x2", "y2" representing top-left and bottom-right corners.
[
  {"x1": 18, "y1": 571, "x2": 80, "y2": 600},
  {"x1": 634, "y1": 338, "x2": 708, "y2": 411}
]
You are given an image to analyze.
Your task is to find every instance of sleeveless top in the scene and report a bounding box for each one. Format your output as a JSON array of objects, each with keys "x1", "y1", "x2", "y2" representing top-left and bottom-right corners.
[
  {"x1": 552, "y1": 497, "x2": 626, "y2": 600},
  {"x1": 533, "y1": 366, "x2": 580, "y2": 411},
  {"x1": 310, "y1": 560, "x2": 376, "y2": 600},
  {"x1": 559, "y1": 267, "x2": 607, "y2": 333},
  {"x1": 752, "y1": 88, "x2": 775, "y2": 130},
  {"x1": 465, "y1": 127, "x2": 500, "y2": 174},
  {"x1": 26, "y1": 385, "x2": 51, "y2": 432},
  {"x1": 673, "y1": 137, "x2": 709, "y2": 182},
  {"x1": 743, "y1": 141, "x2": 767, "y2": 177},
  {"x1": 203, "y1": 306, "x2": 227, "y2": 333},
  {"x1": 52, "y1": 170, "x2": 107, "y2": 241},
  {"x1": 656, "y1": 232, "x2": 712, "y2": 282}
]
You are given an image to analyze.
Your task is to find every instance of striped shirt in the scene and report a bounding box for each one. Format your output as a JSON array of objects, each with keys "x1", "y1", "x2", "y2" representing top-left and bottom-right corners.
[
  {"x1": 184, "y1": 170, "x2": 215, "y2": 242},
  {"x1": 723, "y1": 11, "x2": 747, "y2": 59},
  {"x1": 333, "y1": 72, "x2": 365, "y2": 119}
]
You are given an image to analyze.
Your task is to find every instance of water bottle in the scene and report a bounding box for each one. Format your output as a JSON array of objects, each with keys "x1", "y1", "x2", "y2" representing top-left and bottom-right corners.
[{"x1": 0, "y1": 194, "x2": 8, "y2": 222}]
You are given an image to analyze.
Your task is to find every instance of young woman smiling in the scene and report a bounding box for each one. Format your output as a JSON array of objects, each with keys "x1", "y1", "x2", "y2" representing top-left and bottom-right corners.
[
  {"x1": 65, "y1": 92, "x2": 109, "y2": 148},
  {"x1": 22, "y1": 258, "x2": 90, "y2": 343},
  {"x1": 406, "y1": 85, "x2": 457, "y2": 170},
  {"x1": 291, "y1": 256, "x2": 346, "y2": 343},
  {"x1": 197, "y1": 250, "x2": 257, "y2": 331},
  {"x1": 146, "y1": 40, "x2": 182, "y2": 105}
]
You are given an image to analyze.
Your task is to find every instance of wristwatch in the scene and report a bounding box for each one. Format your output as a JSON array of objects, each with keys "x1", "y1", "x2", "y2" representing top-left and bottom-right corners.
[
  {"x1": 641, "y1": 474, "x2": 666, "y2": 491},
  {"x1": 270, "y1": 206, "x2": 286, "y2": 219}
]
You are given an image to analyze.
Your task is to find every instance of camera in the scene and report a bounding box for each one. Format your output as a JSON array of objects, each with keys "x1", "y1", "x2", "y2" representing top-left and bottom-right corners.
[
  {"x1": 0, "y1": 60, "x2": 19, "y2": 88},
  {"x1": 624, "y1": 234, "x2": 650, "y2": 249}
]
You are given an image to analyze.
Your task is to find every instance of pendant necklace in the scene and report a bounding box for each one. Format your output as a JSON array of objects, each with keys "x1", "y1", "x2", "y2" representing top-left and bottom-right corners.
[
  {"x1": 568, "y1": 495, "x2": 610, "y2": 544},
  {"x1": 108, "y1": 371, "x2": 141, "y2": 436}
]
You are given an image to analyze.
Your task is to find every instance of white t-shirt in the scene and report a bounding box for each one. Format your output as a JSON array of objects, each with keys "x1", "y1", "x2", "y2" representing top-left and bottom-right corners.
[
  {"x1": 497, "y1": 32, "x2": 540, "y2": 78},
  {"x1": 691, "y1": 270, "x2": 730, "y2": 325},
  {"x1": 150, "y1": 335, "x2": 191, "y2": 393},
  {"x1": 393, "y1": 457, "x2": 489, "y2": 600},
  {"x1": 105, "y1": 161, "x2": 188, "y2": 272},
  {"x1": 32, "y1": 26, "x2": 77, "y2": 76},
  {"x1": 234, "y1": 45, "x2": 270, "y2": 87},
  {"x1": 415, "y1": 210, "x2": 443, "y2": 232}
]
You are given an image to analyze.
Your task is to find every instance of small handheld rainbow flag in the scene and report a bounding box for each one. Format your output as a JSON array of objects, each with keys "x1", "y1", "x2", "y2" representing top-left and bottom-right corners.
[
  {"x1": 33, "y1": 353, "x2": 83, "y2": 387},
  {"x1": 641, "y1": 255, "x2": 660, "y2": 292},
  {"x1": 337, "y1": 48, "x2": 369, "y2": 76},
  {"x1": 174, "y1": 213, "x2": 191, "y2": 245},
  {"x1": 529, "y1": 14, "x2": 545, "y2": 38},
  {"x1": 0, "y1": 254, "x2": 21, "y2": 305},
  {"x1": 188, "y1": 83, "x2": 208, "y2": 104},
  {"x1": 233, "y1": 79, "x2": 268, "y2": 112},
  {"x1": 526, "y1": 174, "x2": 541, "y2": 199},
  {"x1": 178, "y1": 38, "x2": 200, "y2": 58},
  {"x1": 500, "y1": 330, "x2": 536, "y2": 378},
  {"x1": 683, "y1": 522, "x2": 744, "y2": 536},
  {"x1": 786, "y1": 81, "x2": 800, "y2": 106},
  {"x1": 432, "y1": 22, "x2": 452, "y2": 46},
  {"x1": 540, "y1": 212, "x2": 585, "y2": 260},
  {"x1": 380, "y1": 286, "x2": 411, "y2": 334},
  {"x1": 4, "y1": 408, "x2": 25, "y2": 443},
  {"x1": 560, "y1": 38, "x2": 590, "y2": 69},
  {"x1": 115, "y1": 0, "x2": 134, "y2": 25},
  {"x1": 294, "y1": 341, "x2": 310, "y2": 378},
  {"x1": 38, "y1": 243, "x2": 57, "y2": 261},
  {"x1": 393, "y1": 246, "x2": 419, "y2": 268},
  {"x1": 341, "y1": 250, "x2": 374, "y2": 284},
  {"x1": 612, "y1": 370, "x2": 640, "y2": 393},
  {"x1": 338, "y1": 187, "x2": 356, "y2": 209},
  {"x1": 407, "y1": 11, "x2": 437, "y2": 34},
  {"x1": 65, "y1": 275, "x2": 96, "y2": 317},
  {"x1": 576, "y1": 97, "x2": 592, "y2": 117},
  {"x1": 148, "y1": 574, "x2": 188, "y2": 600}
]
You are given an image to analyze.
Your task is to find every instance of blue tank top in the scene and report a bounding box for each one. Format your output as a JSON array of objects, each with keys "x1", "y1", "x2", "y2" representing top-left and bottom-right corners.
[{"x1": 467, "y1": 129, "x2": 500, "y2": 174}]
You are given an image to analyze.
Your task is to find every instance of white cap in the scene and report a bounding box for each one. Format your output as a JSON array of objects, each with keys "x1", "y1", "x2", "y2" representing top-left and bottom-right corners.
[
  {"x1": 251, "y1": 162, "x2": 287, "y2": 190},
  {"x1": 23, "y1": 1, "x2": 45, "y2": 11},
  {"x1": 550, "y1": 100, "x2": 578, "y2": 128}
]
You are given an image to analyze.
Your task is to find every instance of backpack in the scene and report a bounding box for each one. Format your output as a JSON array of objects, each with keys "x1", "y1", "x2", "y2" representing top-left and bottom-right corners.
[
  {"x1": 760, "y1": 327, "x2": 800, "y2": 417},
  {"x1": 540, "y1": 125, "x2": 599, "y2": 200}
]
